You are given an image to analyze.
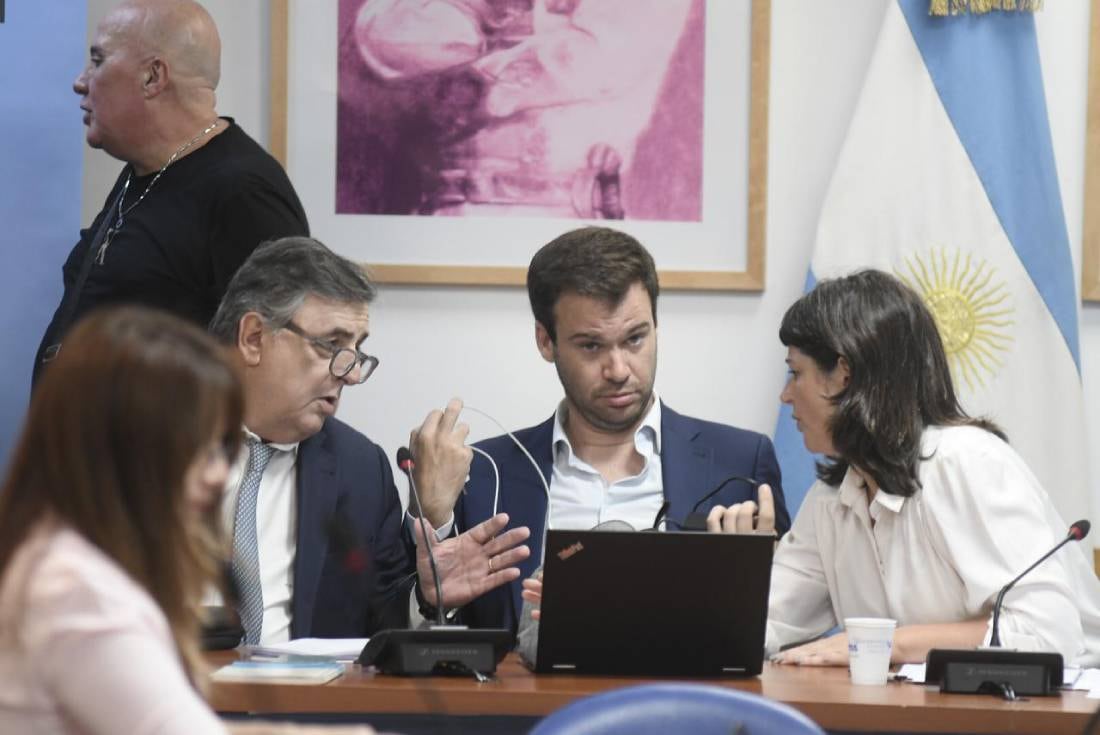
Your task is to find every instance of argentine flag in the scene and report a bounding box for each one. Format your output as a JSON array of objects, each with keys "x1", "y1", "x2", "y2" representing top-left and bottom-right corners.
[{"x1": 773, "y1": 0, "x2": 1088, "y2": 526}]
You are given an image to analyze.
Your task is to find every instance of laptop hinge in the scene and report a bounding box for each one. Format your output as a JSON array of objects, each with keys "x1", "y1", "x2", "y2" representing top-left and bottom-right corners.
[
  {"x1": 722, "y1": 666, "x2": 748, "y2": 673},
  {"x1": 552, "y1": 663, "x2": 577, "y2": 671}
]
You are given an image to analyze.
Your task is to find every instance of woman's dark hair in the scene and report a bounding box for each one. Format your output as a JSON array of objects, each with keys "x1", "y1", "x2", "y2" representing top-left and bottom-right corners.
[
  {"x1": 779, "y1": 269, "x2": 1003, "y2": 495},
  {"x1": 0, "y1": 306, "x2": 244, "y2": 680},
  {"x1": 527, "y1": 227, "x2": 659, "y2": 342}
]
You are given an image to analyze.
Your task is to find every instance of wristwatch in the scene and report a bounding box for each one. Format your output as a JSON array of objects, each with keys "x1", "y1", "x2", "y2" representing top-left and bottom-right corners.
[{"x1": 414, "y1": 576, "x2": 458, "y2": 623}]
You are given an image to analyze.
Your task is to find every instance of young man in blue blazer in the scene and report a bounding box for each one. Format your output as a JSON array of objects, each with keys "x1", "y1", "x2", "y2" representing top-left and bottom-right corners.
[{"x1": 412, "y1": 226, "x2": 789, "y2": 634}]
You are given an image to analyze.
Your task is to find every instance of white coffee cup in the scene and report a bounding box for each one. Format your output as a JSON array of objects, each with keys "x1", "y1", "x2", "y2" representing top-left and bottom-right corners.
[{"x1": 844, "y1": 617, "x2": 897, "y2": 686}]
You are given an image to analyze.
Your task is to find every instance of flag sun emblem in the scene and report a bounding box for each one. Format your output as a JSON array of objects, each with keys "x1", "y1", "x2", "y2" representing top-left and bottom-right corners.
[{"x1": 898, "y1": 250, "x2": 1015, "y2": 392}]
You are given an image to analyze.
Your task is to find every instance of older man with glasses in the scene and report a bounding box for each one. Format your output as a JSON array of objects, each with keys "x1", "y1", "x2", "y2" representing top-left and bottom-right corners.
[{"x1": 207, "y1": 236, "x2": 529, "y2": 645}]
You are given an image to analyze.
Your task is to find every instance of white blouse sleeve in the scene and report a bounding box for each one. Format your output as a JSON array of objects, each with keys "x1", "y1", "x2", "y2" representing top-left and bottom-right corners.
[
  {"x1": 918, "y1": 429, "x2": 1086, "y2": 660},
  {"x1": 766, "y1": 483, "x2": 837, "y2": 653},
  {"x1": 23, "y1": 560, "x2": 228, "y2": 735}
]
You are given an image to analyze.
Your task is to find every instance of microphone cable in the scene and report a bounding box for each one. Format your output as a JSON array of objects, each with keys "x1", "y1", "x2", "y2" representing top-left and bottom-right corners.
[
  {"x1": 463, "y1": 405, "x2": 554, "y2": 563},
  {"x1": 468, "y1": 445, "x2": 500, "y2": 531}
]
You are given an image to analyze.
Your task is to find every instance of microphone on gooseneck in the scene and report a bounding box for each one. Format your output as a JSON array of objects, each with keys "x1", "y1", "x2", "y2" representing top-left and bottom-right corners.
[
  {"x1": 397, "y1": 446, "x2": 445, "y2": 627},
  {"x1": 988, "y1": 519, "x2": 1091, "y2": 647},
  {"x1": 681, "y1": 475, "x2": 759, "y2": 531}
]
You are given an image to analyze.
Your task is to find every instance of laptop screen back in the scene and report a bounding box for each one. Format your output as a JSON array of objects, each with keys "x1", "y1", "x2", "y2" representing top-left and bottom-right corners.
[{"x1": 535, "y1": 529, "x2": 774, "y2": 676}]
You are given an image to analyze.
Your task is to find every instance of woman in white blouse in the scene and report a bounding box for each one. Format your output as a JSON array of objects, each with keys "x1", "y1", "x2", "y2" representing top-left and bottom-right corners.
[
  {"x1": 738, "y1": 270, "x2": 1100, "y2": 667},
  {"x1": 0, "y1": 307, "x2": 376, "y2": 735}
]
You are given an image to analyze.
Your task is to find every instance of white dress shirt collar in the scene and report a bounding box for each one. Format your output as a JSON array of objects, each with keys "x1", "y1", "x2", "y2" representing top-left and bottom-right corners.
[
  {"x1": 546, "y1": 396, "x2": 664, "y2": 533},
  {"x1": 871, "y1": 488, "x2": 906, "y2": 514},
  {"x1": 551, "y1": 394, "x2": 662, "y2": 462},
  {"x1": 242, "y1": 425, "x2": 300, "y2": 455},
  {"x1": 836, "y1": 465, "x2": 908, "y2": 517}
]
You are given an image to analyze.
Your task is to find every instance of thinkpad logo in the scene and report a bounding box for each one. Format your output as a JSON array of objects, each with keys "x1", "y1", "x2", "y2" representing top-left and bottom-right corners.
[{"x1": 557, "y1": 541, "x2": 584, "y2": 561}]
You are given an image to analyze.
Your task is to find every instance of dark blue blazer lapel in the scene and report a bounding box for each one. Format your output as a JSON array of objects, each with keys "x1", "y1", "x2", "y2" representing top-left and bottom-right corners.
[
  {"x1": 497, "y1": 413, "x2": 554, "y2": 620},
  {"x1": 291, "y1": 422, "x2": 339, "y2": 638},
  {"x1": 660, "y1": 403, "x2": 714, "y2": 525},
  {"x1": 516, "y1": 415, "x2": 554, "y2": 534},
  {"x1": 506, "y1": 416, "x2": 554, "y2": 607}
]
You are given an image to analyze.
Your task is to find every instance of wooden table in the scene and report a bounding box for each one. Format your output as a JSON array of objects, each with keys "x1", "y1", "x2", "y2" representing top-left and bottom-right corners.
[{"x1": 209, "y1": 652, "x2": 1098, "y2": 734}]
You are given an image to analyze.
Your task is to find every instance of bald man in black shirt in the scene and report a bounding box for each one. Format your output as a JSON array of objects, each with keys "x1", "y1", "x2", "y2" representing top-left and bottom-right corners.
[{"x1": 34, "y1": 0, "x2": 307, "y2": 384}]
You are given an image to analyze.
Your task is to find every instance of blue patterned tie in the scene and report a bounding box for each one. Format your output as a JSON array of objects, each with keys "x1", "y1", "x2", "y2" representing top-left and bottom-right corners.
[{"x1": 232, "y1": 438, "x2": 275, "y2": 645}]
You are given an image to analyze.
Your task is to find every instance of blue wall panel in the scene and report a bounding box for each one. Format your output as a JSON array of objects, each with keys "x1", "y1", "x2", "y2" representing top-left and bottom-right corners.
[{"x1": 0, "y1": 2, "x2": 87, "y2": 470}]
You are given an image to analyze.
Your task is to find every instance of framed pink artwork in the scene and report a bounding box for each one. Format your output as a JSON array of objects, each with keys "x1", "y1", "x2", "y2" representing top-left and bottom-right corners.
[{"x1": 270, "y1": 0, "x2": 769, "y2": 290}]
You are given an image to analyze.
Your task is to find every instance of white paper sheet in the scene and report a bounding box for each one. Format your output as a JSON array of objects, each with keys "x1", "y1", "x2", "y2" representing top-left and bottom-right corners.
[{"x1": 249, "y1": 638, "x2": 367, "y2": 662}]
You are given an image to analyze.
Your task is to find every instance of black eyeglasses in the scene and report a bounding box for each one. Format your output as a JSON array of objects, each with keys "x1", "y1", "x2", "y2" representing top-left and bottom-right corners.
[{"x1": 280, "y1": 321, "x2": 380, "y2": 384}]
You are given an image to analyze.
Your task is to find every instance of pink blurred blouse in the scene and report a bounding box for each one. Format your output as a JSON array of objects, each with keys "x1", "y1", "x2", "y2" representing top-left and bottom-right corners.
[{"x1": 0, "y1": 522, "x2": 226, "y2": 734}]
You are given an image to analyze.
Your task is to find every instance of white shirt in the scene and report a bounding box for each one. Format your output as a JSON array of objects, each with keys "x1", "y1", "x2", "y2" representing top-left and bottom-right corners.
[
  {"x1": 428, "y1": 398, "x2": 666, "y2": 539},
  {"x1": 547, "y1": 398, "x2": 664, "y2": 532},
  {"x1": 766, "y1": 425, "x2": 1100, "y2": 665},
  {"x1": 214, "y1": 428, "x2": 299, "y2": 645}
]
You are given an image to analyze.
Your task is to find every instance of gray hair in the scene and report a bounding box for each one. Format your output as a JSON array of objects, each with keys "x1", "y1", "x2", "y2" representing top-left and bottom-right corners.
[{"x1": 210, "y1": 236, "x2": 376, "y2": 342}]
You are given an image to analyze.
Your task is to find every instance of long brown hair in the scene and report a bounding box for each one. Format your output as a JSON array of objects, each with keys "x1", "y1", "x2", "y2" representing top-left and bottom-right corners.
[{"x1": 0, "y1": 306, "x2": 243, "y2": 679}]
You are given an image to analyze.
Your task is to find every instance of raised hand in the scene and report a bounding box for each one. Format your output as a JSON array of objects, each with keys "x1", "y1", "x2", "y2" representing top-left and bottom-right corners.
[
  {"x1": 415, "y1": 512, "x2": 531, "y2": 609},
  {"x1": 706, "y1": 483, "x2": 777, "y2": 534},
  {"x1": 409, "y1": 397, "x2": 473, "y2": 527}
]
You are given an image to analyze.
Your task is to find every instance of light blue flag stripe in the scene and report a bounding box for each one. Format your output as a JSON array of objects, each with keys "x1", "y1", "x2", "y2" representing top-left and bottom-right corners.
[
  {"x1": 772, "y1": 269, "x2": 820, "y2": 514},
  {"x1": 0, "y1": 2, "x2": 86, "y2": 471},
  {"x1": 897, "y1": 0, "x2": 1080, "y2": 371}
]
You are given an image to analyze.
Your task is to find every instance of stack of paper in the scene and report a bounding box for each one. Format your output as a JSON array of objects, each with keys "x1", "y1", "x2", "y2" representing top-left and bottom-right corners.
[
  {"x1": 1065, "y1": 668, "x2": 1100, "y2": 698},
  {"x1": 212, "y1": 660, "x2": 345, "y2": 685},
  {"x1": 248, "y1": 637, "x2": 367, "y2": 663}
]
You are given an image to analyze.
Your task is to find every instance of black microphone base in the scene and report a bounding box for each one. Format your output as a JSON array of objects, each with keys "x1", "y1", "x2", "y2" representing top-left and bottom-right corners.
[
  {"x1": 200, "y1": 605, "x2": 244, "y2": 650},
  {"x1": 358, "y1": 627, "x2": 513, "y2": 676},
  {"x1": 925, "y1": 648, "x2": 1064, "y2": 697}
]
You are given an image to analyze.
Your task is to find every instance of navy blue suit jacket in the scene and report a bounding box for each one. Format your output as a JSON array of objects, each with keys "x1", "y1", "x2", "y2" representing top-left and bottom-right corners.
[
  {"x1": 453, "y1": 403, "x2": 789, "y2": 633},
  {"x1": 289, "y1": 418, "x2": 413, "y2": 638}
]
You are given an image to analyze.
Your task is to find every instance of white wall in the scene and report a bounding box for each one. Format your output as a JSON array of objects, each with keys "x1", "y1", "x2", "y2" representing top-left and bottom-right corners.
[{"x1": 82, "y1": 0, "x2": 1098, "y2": 515}]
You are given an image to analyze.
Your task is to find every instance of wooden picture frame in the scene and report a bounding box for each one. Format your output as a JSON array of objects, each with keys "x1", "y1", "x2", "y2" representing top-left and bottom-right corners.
[
  {"x1": 269, "y1": 0, "x2": 769, "y2": 290},
  {"x1": 1084, "y1": 0, "x2": 1100, "y2": 301}
]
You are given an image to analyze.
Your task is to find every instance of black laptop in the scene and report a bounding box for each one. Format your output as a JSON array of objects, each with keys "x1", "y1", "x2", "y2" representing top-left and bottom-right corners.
[{"x1": 534, "y1": 529, "x2": 774, "y2": 676}]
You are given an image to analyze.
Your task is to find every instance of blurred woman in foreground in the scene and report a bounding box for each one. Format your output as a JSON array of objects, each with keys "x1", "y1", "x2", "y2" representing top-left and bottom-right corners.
[
  {"x1": 0, "y1": 307, "x2": 378, "y2": 734},
  {"x1": 0, "y1": 307, "x2": 243, "y2": 732}
]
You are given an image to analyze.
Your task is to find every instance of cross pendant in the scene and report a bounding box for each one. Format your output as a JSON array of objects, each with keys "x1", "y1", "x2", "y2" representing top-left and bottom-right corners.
[{"x1": 96, "y1": 228, "x2": 116, "y2": 266}]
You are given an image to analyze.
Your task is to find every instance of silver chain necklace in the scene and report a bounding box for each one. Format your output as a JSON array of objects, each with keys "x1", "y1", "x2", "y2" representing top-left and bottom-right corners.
[{"x1": 95, "y1": 119, "x2": 221, "y2": 265}]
